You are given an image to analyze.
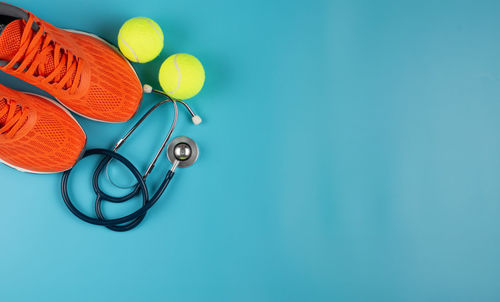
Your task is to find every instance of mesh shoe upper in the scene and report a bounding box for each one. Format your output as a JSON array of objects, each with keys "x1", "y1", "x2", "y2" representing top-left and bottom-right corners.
[
  {"x1": 0, "y1": 84, "x2": 86, "y2": 173},
  {"x1": 59, "y1": 30, "x2": 143, "y2": 122},
  {"x1": 0, "y1": 3, "x2": 143, "y2": 123}
]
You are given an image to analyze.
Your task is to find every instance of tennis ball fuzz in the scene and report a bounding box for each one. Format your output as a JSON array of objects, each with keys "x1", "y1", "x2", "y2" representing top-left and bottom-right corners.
[
  {"x1": 159, "y1": 53, "x2": 205, "y2": 100},
  {"x1": 118, "y1": 17, "x2": 164, "y2": 63}
]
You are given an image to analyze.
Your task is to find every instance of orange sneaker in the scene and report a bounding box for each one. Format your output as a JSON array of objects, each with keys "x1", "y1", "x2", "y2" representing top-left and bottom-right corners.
[
  {"x1": 0, "y1": 2, "x2": 142, "y2": 123},
  {"x1": 0, "y1": 83, "x2": 86, "y2": 173}
]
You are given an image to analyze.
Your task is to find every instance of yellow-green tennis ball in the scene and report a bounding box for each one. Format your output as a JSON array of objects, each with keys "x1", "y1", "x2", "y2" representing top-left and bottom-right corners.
[
  {"x1": 118, "y1": 17, "x2": 164, "y2": 63},
  {"x1": 159, "y1": 53, "x2": 205, "y2": 100}
]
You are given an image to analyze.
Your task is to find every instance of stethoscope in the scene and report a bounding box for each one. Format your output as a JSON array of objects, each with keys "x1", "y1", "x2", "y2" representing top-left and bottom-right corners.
[{"x1": 61, "y1": 85, "x2": 201, "y2": 232}]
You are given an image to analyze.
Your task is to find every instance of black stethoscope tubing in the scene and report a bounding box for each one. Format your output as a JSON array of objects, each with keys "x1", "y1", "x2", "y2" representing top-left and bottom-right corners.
[{"x1": 60, "y1": 148, "x2": 175, "y2": 231}]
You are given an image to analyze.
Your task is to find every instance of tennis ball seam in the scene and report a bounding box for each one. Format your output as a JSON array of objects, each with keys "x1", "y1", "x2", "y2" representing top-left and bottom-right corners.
[
  {"x1": 118, "y1": 33, "x2": 140, "y2": 62},
  {"x1": 145, "y1": 18, "x2": 164, "y2": 42},
  {"x1": 166, "y1": 54, "x2": 182, "y2": 95}
]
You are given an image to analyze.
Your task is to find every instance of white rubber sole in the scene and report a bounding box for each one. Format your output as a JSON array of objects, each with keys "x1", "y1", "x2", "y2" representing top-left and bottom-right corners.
[
  {"x1": 51, "y1": 28, "x2": 143, "y2": 123},
  {"x1": 0, "y1": 92, "x2": 87, "y2": 174}
]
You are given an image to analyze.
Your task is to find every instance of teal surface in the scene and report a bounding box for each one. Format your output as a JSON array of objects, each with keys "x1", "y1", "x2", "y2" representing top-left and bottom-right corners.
[{"x1": 1, "y1": 0, "x2": 500, "y2": 301}]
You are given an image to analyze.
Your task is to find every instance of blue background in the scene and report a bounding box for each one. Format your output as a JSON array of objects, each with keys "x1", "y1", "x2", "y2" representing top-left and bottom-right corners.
[{"x1": 1, "y1": 0, "x2": 500, "y2": 301}]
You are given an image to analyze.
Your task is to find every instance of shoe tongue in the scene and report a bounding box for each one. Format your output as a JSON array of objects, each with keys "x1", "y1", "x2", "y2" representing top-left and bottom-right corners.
[
  {"x1": 0, "y1": 19, "x2": 75, "y2": 86},
  {"x1": 0, "y1": 19, "x2": 24, "y2": 61}
]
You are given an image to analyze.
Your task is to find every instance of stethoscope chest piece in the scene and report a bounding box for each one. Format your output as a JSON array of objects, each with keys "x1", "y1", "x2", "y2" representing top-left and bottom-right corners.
[{"x1": 167, "y1": 136, "x2": 199, "y2": 168}]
